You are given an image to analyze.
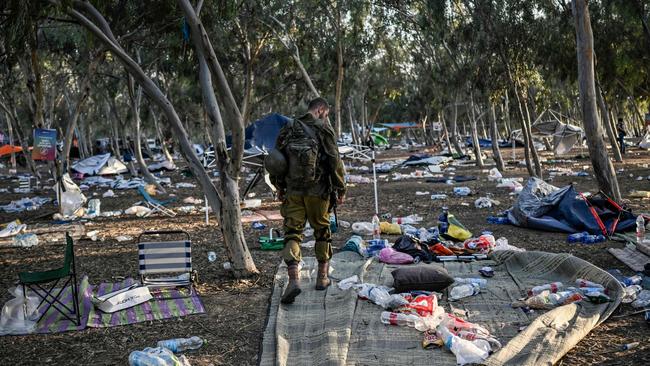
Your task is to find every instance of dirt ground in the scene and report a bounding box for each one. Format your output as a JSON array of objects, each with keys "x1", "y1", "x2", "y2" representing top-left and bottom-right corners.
[{"x1": 1, "y1": 145, "x2": 649, "y2": 365}]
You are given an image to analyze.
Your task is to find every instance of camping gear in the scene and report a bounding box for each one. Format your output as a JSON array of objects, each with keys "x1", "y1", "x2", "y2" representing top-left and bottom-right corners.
[
  {"x1": 378, "y1": 247, "x2": 414, "y2": 264},
  {"x1": 137, "y1": 185, "x2": 177, "y2": 217},
  {"x1": 92, "y1": 283, "x2": 152, "y2": 313},
  {"x1": 72, "y1": 153, "x2": 128, "y2": 175},
  {"x1": 263, "y1": 148, "x2": 288, "y2": 176},
  {"x1": 391, "y1": 265, "x2": 453, "y2": 292},
  {"x1": 508, "y1": 178, "x2": 637, "y2": 235},
  {"x1": 129, "y1": 347, "x2": 190, "y2": 366},
  {"x1": 393, "y1": 235, "x2": 434, "y2": 262},
  {"x1": 18, "y1": 233, "x2": 81, "y2": 326},
  {"x1": 136, "y1": 230, "x2": 195, "y2": 289},
  {"x1": 444, "y1": 215, "x2": 472, "y2": 241},
  {"x1": 259, "y1": 229, "x2": 284, "y2": 251}
]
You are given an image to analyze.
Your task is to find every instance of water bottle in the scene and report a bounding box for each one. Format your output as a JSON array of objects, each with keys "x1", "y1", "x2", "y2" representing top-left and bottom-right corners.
[
  {"x1": 372, "y1": 214, "x2": 381, "y2": 240},
  {"x1": 380, "y1": 311, "x2": 419, "y2": 327},
  {"x1": 431, "y1": 194, "x2": 447, "y2": 200},
  {"x1": 438, "y1": 207, "x2": 449, "y2": 234},
  {"x1": 621, "y1": 285, "x2": 642, "y2": 303},
  {"x1": 454, "y1": 277, "x2": 487, "y2": 289},
  {"x1": 400, "y1": 224, "x2": 418, "y2": 236},
  {"x1": 637, "y1": 215, "x2": 646, "y2": 244},
  {"x1": 453, "y1": 187, "x2": 471, "y2": 196},
  {"x1": 129, "y1": 347, "x2": 178, "y2": 366},
  {"x1": 252, "y1": 222, "x2": 266, "y2": 230},
  {"x1": 567, "y1": 232, "x2": 588, "y2": 243},
  {"x1": 449, "y1": 283, "x2": 481, "y2": 301},
  {"x1": 582, "y1": 234, "x2": 606, "y2": 244},
  {"x1": 207, "y1": 251, "x2": 216, "y2": 262},
  {"x1": 529, "y1": 282, "x2": 563, "y2": 296},
  {"x1": 391, "y1": 214, "x2": 423, "y2": 225},
  {"x1": 486, "y1": 216, "x2": 510, "y2": 225},
  {"x1": 623, "y1": 275, "x2": 643, "y2": 287},
  {"x1": 575, "y1": 279, "x2": 603, "y2": 289},
  {"x1": 157, "y1": 336, "x2": 204, "y2": 353}
]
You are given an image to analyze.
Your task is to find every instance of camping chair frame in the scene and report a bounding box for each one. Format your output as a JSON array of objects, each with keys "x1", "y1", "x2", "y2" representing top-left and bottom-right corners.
[
  {"x1": 137, "y1": 185, "x2": 176, "y2": 217},
  {"x1": 579, "y1": 190, "x2": 628, "y2": 238},
  {"x1": 136, "y1": 230, "x2": 196, "y2": 291},
  {"x1": 338, "y1": 143, "x2": 373, "y2": 162},
  {"x1": 19, "y1": 233, "x2": 81, "y2": 326}
]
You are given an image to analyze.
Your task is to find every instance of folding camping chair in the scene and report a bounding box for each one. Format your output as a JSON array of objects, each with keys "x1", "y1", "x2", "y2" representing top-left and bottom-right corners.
[
  {"x1": 137, "y1": 185, "x2": 177, "y2": 217},
  {"x1": 18, "y1": 233, "x2": 81, "y2": 326},
  {"x1": 337, "y1": 144, "x2": 372, "y2": 162},
  {"x1": 136, "y1": 230, "x2": 196, "y2": 289}
]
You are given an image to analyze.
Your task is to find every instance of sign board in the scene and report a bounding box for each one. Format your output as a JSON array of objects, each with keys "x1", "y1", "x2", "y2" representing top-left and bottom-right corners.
[
  {"x1": 431, "y1": 122, "x2": 443, "y2": 131},
  {"x1": 32, "y1": 128, "x2": 57, "y2": 161},
  {"x1": 645, "y1": 113, "x2": 650, "y2": 127}
]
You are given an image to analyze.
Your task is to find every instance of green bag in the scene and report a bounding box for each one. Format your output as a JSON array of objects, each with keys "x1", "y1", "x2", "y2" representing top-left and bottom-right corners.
[{"x1": 284, "y1": 120, "x2": 320, "y2": 190}]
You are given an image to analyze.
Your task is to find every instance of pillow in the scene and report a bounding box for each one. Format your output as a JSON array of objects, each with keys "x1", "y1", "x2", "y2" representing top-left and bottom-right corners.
[{"x1": 391, "y1": 265, "x2": 454, "y2": 293}]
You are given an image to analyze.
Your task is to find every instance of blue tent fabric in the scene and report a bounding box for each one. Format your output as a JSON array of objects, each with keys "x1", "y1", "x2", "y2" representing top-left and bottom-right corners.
[
  {"x1": 245, "y1": 113, "x2": 291, "y2": 150},
  {"x1": 507, "y1": 178, "x2": 636, "y2": 234},
  {"x1": 465, "y1": 137, "x2": 518, "y2": 148}
]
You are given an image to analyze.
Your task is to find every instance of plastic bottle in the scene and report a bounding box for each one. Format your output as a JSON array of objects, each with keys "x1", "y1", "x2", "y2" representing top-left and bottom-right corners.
[
  {"x1": 12, "y1": 233, "x2": 38, "y2": 248},
  {"x1": 129, "y1": 347, "x2": 180, "y2": 366},
  {"x1": 528, "y1": 282, "x2": 563, "y2": 296},
  {"x1": 581, "y1": 234, "x2": 606, "y2": 244},
  {"x1": 575, "y1": 279, "x2": 604, "y2": 289},
  {"x1": 157, "y1": 336, "x2": 204, "y2": 353},
  {"x1": 486, "y1": 216, "x2": 510, "y2": 225},
  {"x1": 207, "y1": 251, "x2": 216, "y2": 262},
  {"x1": 449, "y1": 283, "x2": 481, "y2": 301},
  {"x1": 438, "y1": 326, "x2": 489, "y2": 365},
  {"x1": 621, "y1": 285, "x2": 642, "y2": 303},
  {"x1": 380, "y1": 311, "x2": 419, "y2": 327},
  {"x1": 391, "y1": 214, "x2": 423, "y2": 225},
  {"x1": 431, "y1": 194, "x2": 447, "y2": 200},
  {"x1": 623, "y1": 275, "x2": 643, "y2": 287},
  {"x1": 438, "y1": 207, "x2": 449, "y2": 234},
  {"x1": 400, "y1": 224, "x2": 418, "y2": 236},
  {"x1": 567, "y1": 232, "x2": 588, "y2": 243},
  {"x1": 454, "y1": 277, "x2": 488, "y2": 289},
  {"x1": 372, "y1": 214, "x2": 381, "y2": 240},
  {"x1": 453, "y1": 187, "x2": 471, "y2": 196},
  {"x1": 637, "y1": 215, "x2": 646, "y2": 244}
]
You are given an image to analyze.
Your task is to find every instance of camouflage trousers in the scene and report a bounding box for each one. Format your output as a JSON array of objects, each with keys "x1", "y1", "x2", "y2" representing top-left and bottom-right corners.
[{"x1": 281, "y1": 194, "x2": 332, "y2": 264}]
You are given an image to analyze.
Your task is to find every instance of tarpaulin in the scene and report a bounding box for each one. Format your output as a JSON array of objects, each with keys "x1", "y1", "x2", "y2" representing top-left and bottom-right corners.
[
  {"x1": 72, "y1": 154, "x2": 128, "y2": 176},
  {"x1": 507, "y1": 178, "x2": 636, "y2": 234}
]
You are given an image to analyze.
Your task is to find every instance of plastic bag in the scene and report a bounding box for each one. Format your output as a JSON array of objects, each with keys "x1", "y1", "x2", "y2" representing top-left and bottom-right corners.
[
  {"x1": 352, "y1": 222, "x2": 374, "y2": 236},
  {"x1": 128, "y1": 346, "x2": 191, "y2": 366},
  {"x1": 379, "y1": 222, "x2": 401, "y2": 235},
  {"x1": 354, "y1": 283, "x2": 408, "y2": 309},
  {"x1": 378, "y1": 247, "x2": 414, "y2": 264},
  {"x1": 632, "y1": 290, "x2": 650, "y2": 308},
  {"x1": 125, "y1": 205, "x2": 152, "y2": 217},
  {"x1": 0, "y1": 287, "x2": 40, "y2": 335},
  {"x1": 487, "y1": 168, "x2": 502, "y2": 182}
]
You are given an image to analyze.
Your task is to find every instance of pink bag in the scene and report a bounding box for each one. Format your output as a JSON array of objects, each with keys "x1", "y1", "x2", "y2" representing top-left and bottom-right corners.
[{"x1": 379, "y1": 247, "x2": 414, "y2": 264}]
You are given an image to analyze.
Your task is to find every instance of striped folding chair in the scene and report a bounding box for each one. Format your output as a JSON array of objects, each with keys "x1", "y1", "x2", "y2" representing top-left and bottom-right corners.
[{"x1": 136, "y1": 230, "x2": 196, "y2": 289}]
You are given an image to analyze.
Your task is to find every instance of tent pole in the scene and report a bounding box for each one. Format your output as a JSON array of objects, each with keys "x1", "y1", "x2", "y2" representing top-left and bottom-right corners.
[{"x1": 372, "y1": 148, "x2": 378, "y2": 215}]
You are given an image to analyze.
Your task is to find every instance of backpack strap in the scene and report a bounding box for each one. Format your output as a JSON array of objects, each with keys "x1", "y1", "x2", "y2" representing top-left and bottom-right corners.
[{"x1": 295, "y1": 120, "x2": 317, "y2": 141}]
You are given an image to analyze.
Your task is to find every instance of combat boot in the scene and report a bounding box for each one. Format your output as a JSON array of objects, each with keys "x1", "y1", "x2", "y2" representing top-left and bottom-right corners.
[
  {"x1": 281, "y1": 263, "x2": 302, "y2": 304},
  {"x1": 315, "y1": 261, "x2": 331, "y2": 290}
]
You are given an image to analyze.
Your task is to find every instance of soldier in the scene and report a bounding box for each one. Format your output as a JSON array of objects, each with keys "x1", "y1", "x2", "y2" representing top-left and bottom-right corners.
[{"x1": 266, "y1": 98, "x2": 346, "y2": 304}]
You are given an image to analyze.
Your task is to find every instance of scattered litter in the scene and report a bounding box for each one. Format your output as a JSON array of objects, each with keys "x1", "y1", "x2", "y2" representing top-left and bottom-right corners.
[
  {"x1": 243, "y1": 199, "x2": 261, "y2": 208},
  {"x1": 115, "y1": 235, "x2": 133, "y2": 242},
  {"x1": 12, "y1": 234, "x2": 38, "y2": 248},
  {"x1": 175, "y1": 182, "x2": 196, "y2": 189},
  {"x1": 415, "y1": 191, "x2": 430, "y2": 196},
  {"x1": 352, "y1": 222, "x2": 374, "y2": 236},
  {"x1": 431, "y1": 194, "x2": 447, "y2": 200},
  {"x1": 128, "y1": 347, "x2": 191, "y2": 366},
  {"x1": 338, "y1": 275, "x2": 359, "y2": 290},
  {"x1": 1, "y1": 197, "x2": 51, "y2": 213},
  {"x1": 183, "y1": 197, "x2": 203, "y2": 205},
  {"x1": 346, "y1": 174, "x2": 372, "y2": 184},
  {"x1": 86, "y1": 230, "x2": 99, "y2": 241},
  {"x1": 125, "y1": 206, "x2": 152, "y2": 217},
  {"x1": 338, "y1": 220, "x2": 351, "y2": 228},
  {"x1": 176, "y1": 206, "x2": 197, "y2": 214},
  {"x1": 474, "y1": 197, "x2": 499, "y2": 208},
  {"x1": 630, "y1": 191, "x2": 650, "y2": 198},
  {"x1": 493, "y1": 237, "x2": 524, "y2": 252},
  {"x1": 478, "y1": 267, "x2": 494, "y2": 277},
  {"x1": 453, "y1": 187, "x2": 471, "y2": 196},
  {"x1": 487, "y1": 168, "x2": 502, "y2": 181},
  {"x1": 252, "y1": 222, "x2": 266, "y2": 230},
  {"x1": 102, "y1": 189, "x2": 115, "y2": 198},
  {"x1": 0, "y1": 221, "x2": 26, "y2": 238}
]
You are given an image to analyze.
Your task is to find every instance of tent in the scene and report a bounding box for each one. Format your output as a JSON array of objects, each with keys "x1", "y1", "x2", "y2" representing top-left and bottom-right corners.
[
  {"x1": 379, "y1": 122, "x2": 420, "y2": 130},
  {"x1": 511, "y1": 110, "x2": 583, "y2": 155},
  {"x1": 0, "y1": 145, "x2": 23, "y2": 158},
  {"x1": 244, "y1": 113, "x2": 291, "y2": 151},
  {"x1": 464, "y1": 137, "x2": 514, "y2": 148},
  {"x1": 72, "y1": 154, "x2": 128, "y2": 176},
  {"x1": 370, "y1": 132, "x2": 389, "y2": 146},
  {"x1": 507, "y1": 178, "x2": 636, "y2": 235}
]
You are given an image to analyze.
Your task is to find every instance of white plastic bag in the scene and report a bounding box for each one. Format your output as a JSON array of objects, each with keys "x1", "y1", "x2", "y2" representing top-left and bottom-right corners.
[
  {"x1": 352, "y1": 222, "x2": 374, "y2": 236},
  {"x1": 0, "y1": 287, "x2": 40, "y2": 335},
  {"x1": 488, "y1": 168, "x2": 502, "y2": 181}
]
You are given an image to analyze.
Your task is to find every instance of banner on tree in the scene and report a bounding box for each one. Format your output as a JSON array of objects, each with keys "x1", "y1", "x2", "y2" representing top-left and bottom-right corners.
[{"x1": 32, "y1": 128, "x2": 57, "y2": 161}]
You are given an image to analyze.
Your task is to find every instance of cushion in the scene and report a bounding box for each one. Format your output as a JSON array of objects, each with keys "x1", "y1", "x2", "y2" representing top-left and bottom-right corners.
[{"x1": 391, "y1": 265, "x2": 454, "y2": 293}]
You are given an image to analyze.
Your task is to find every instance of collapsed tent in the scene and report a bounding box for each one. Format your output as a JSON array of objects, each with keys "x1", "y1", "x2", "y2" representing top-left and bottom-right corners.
[
  {"x1": 72, "y1": 154, "x2": 128, "y2": 176},
  {"x1": 402, "y1": 154, "x2": 452, "y2": 167},
  {"x1": 0, "y1": 145, "x2": 23, "y2": 158},
  {"x1": 464, "y1": 137, "x2": 514, "y2": 148},
  {"x1": 507, "y1": 178, "x2": 636, "y2": 235},
  {"x1": 511, "y1": 110, "x2": 583, "y2": 155},
  {"x1": 244, "y1": 113, "x2": 291, "y2": 151}
]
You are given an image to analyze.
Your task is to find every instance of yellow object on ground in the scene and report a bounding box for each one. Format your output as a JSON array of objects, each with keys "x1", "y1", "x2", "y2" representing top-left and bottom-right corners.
[{"x1": 380, "y1": 221, "x2": 402, "y2": 235}]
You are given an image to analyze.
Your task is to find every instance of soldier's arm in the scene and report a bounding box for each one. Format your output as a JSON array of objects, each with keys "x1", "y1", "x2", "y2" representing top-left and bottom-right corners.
[
  {"x1": 269, "y1": 127, "x2": 289, "y2": 191},
  {"x1": 320, "y1": 126, "x2": 347, "y2": 196}
]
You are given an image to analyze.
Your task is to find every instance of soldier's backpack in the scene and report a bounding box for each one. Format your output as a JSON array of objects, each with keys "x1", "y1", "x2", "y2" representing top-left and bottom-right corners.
[{"x1": 283, "y1": 119, "x2": 321, "y2": 189}]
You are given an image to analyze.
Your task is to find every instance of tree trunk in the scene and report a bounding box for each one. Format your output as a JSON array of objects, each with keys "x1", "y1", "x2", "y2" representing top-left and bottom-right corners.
[
  {"x1": 0, "y1": 103, "x2": 39, "y2": 177},
  {"x1": 503, "y1": 91, "x2": 512, "y2": 137},
  {"x1": 127, "y1": 73, "x2": 165, "y2": 193},
  {"x1": 441, "y1": 112, "x2": 453, "y2": 154},
  {"x1": 596, "y1": 82, "x2": 622, "y2": 162},
  {"x1": 469, "y1": 92, "x2": 484, "y2": 167},
  {"x1": 572, "y1": 0, "x2": 622, "y2": 201},
  {"x1": 513, "y1": 86, "x2": 535, "y2": 177},
  {"x1": 489, "y1": 103, "x2": 505, "y2": 172},
  {"x1": 450, "y1": 97, "x2": 464, "y2": 155},
  {"x1": 523, "y1": 101, "x2": 543, "y2": 177},
  {"x1": 334, "y1": 11, "x2": 344, "y2": 138},
  {"x1": 151, "y1": 106, "x2": 174, "y2": 163},
  {"x1": 5, "y1": 112, "x2": 16, "y2": 169}
]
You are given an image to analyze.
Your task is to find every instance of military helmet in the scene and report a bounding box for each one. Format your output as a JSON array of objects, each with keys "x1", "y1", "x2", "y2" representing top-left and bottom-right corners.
[{"x1": 264, "y1": 148, "x2": 288, "y2": 176}]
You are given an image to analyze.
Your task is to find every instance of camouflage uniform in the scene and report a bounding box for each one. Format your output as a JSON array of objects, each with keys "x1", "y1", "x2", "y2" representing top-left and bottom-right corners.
[{"x1": 271, "y1": 113, "x2": 346, "y2": 264}]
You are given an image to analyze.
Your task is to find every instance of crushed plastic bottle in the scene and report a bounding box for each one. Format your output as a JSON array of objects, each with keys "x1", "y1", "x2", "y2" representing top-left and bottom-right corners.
[
  {"x1": 575, "y1": 279, "x2": 604, "y2": 289},
  {"x1": 528, "y1": 282, "x2": 563, "y2": 296},
  {"x1": 129, "y1": 347, "x2": 188, "y2": 366},
  {"x1": 157, "y1": 336, "x2": 204, "y2": 353},
  {"x1": 453, "y1": 187, "x2": 471, "y2": 196},
  {"x1": 431, "y1": 194, "x2": 447, "y2": 200},
  {"x1": 437, "y1": 326, "x2": 489, "y2": 365},
  {"x1": 207, "y1": 251, "x2": 216, "y2": 262},
  {"x1": 486, "y1": 216, "x2": 510, "y2": 225},
  {"x1": 449, "y1": 283, "x2": 481, "y2": 301},
  {"x1": 454, "y1": 277, "x2": 488, "y2": 289},
  {"x1": 637, "y1": 215, "x2": 646, "y2": 244},
  {"x1": 567, "y1": 232, "x2": 606, "y2": 244},
  {"x1": 438, "y1": 207, "x2": 449, "y2": 234},
  {"x1": 632, "y1": 290, "x2": 650, "y2": 308},
  {"x1": 391, "y1": 214, "x2": 423, "y2": 225},
  {"x1": 623, "y1": 275, "x2": 643, "y2": 287},
  {"x1": 621, "y1": 285, "x2": 642, "y2": 303}
]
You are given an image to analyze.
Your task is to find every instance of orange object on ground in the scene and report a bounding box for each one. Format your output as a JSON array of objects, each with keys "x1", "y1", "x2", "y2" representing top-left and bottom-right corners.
[{"x1": 429, "y1": 243, "x2": 454, "y2": 256}]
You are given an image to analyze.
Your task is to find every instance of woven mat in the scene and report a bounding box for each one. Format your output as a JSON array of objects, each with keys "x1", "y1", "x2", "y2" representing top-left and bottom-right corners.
[{"x1": 260, "y1": 251, "x2": 621, "y2": 366}]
